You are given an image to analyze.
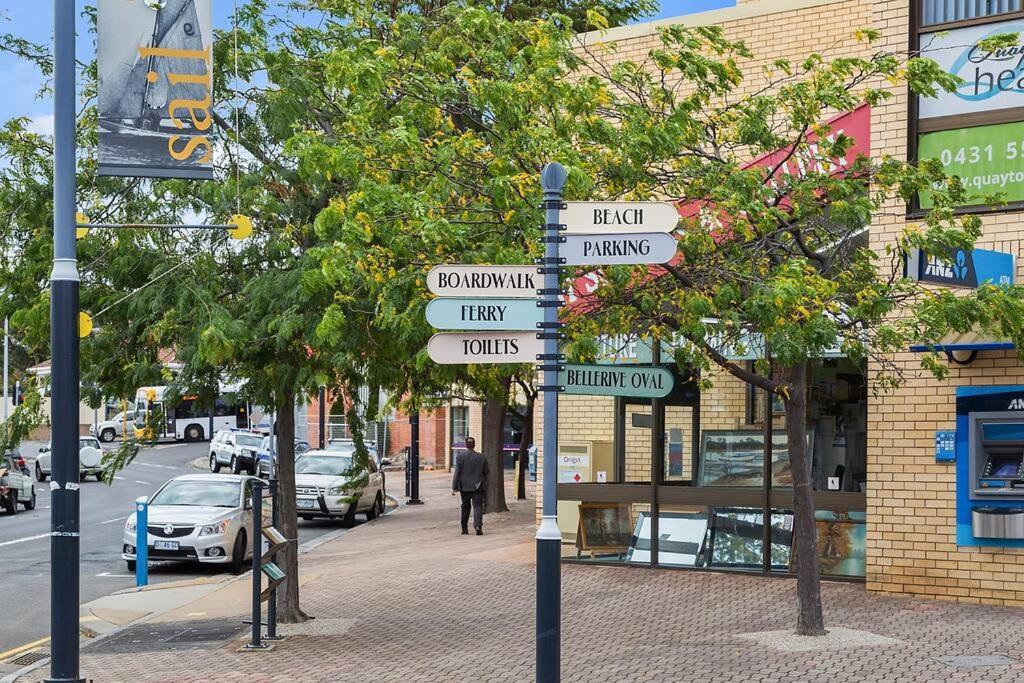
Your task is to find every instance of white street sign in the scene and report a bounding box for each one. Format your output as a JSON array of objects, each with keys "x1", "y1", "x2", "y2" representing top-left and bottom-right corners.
[
  {"x1": 563, "y1": 201, "x2": 678, "y2": 234},
  {"x1": 562, "y1": 232, "x2": 677, "y2": 266},
  {"x1": 427, "y1": 265, "x2": 538, "y2": 298},
  {"x1": 427, "y1": 331, "x2": 544, "y2": 365}
]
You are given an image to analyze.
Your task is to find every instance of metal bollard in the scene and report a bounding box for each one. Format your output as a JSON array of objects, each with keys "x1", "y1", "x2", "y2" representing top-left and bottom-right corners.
[
  {"x1": 135, "y1": 498, "x2": 148, "y2": 588},
  {"x1": 243, "y1": 481, "x2": 268, "y2": 650}
]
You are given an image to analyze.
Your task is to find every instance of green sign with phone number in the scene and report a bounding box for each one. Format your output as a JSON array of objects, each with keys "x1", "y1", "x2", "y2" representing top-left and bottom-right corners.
[{"x1": 918, "y1": 120, "x2": 1024, "y2": 209}]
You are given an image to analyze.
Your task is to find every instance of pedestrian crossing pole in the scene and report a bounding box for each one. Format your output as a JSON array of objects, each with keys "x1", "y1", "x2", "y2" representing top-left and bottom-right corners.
[{"x1": 536, "y1": 162, "x2": 566, "y2": 683}]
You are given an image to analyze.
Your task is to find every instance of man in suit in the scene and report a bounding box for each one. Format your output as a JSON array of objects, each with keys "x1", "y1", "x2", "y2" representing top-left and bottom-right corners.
[{"x1": 452, "y1": 436, "x2": 488, "y2": 535}]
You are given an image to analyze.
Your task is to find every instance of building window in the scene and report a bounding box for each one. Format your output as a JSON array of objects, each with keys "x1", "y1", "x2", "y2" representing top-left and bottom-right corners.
[
  {"x1": 450, "y1": 406, "x2": 469, "y2": 449},
  {"x1": 921, "y1": 0, "x2": 1020, "y2": 27}
]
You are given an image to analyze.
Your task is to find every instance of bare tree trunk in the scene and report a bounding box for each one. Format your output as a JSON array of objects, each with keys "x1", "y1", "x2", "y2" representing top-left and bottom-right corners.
[
  {"x1": 516, "y1": 395, "x2": 534, "y2": 500},
  {"x1": 275, "y1": 388, "x2": 309, "y2": 623},
  {"x1": 482, "y1": 381, "x2": 510, "y2": 514},
  {"x1": 783, "y1": 362, "x2": 825, "y2": 636}
]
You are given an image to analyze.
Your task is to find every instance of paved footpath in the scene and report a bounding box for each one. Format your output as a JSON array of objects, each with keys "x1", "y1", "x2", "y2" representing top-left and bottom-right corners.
[{"x1": 19, "y1": 472, "x2": 1024, "y2": 682}]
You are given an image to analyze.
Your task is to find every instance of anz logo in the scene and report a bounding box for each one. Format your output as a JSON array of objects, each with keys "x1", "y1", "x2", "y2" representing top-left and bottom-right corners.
[
  {"x1": 1009, "y1": 399, "x2": 1024, "y2": 410},
  {"x1": 924, "y1": 249, "x2": 969, "y2": 281}
]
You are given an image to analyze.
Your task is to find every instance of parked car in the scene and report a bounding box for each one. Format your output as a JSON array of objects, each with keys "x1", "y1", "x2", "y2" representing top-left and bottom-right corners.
[
  {"x1": 323, "y1": 439, "x2": 387, "y2": 465},
  {"x1": 122, "y1": 473, "x2": 267, "y2": 573},
  {"x1": 256, "y1": 436, "x2": 311, "y2": 478},
  {"x1": 0, "y1": 450, "x2": 36, "y2": 514},
  {"x1": 294, "y1": 449, "x2": 385, "y2": 524},
  {"x1": 35, "y1": 437, "x2": 104, "y2": 482},
  {"x1": 208, "y1": 429, "x2": 263, "y2": 475},
  {"x1": 90, "y1": 411, "x2": 129, "y2": 443}
]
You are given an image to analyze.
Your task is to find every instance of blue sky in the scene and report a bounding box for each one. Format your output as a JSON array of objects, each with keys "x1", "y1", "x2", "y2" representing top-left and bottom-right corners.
[{"x1": 0, "y1": 0, "x2": 734, "y2": 133}]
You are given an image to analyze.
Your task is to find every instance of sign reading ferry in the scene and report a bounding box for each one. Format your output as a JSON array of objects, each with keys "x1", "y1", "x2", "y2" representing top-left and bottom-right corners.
[
  {"x1": 427, "y1": 265, "x2": 537, "y2": 298},
  {"x1": 425, "y1": 297, "x2": 542, "y2": 331},
  {"x1": 427, "y1": 331, "x2": 544, "y2": 365},
  {"x1": 562, "y1": 232, "x2": 677, "y2": 266},
  {"x1": 562, "y1": 202, "x2": 679, "y2": 234},
  {"x1": 560, "y1": 364, "x2": 674, "y2": 398}
]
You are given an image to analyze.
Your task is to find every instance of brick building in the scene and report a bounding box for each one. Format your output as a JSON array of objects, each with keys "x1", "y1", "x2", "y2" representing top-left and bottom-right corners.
[{"x1": 539, "y1": 0, "x2": 1024, "y2": 607}]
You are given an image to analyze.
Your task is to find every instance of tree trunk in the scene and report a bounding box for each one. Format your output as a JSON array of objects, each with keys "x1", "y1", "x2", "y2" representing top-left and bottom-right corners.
[
  {"x1": 783, "y1": 362, "x2": 825, "y2": 636},
  {"x1": 516, "y1": 395, "x2": 534, "y2": 500},
  {"x1": 274, "y1": 388, "x2": 309, "y2": 623},
  {"x1": 482, "y1": 381, "x2": 510, "y2": 514}
]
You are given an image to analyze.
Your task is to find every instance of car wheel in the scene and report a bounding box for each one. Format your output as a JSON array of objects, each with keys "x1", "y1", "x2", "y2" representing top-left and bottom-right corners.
[
  {"x1": 230, "y1": 456, "x2": 241, "y2": 475},
  {"x1": 94, "y1": 472, "x2": 104, "y2": 482},
  {"x1": 185, "y1": 425, "x2": 203, "y2": 442},
  {"x1": 341, "y1": 501, "x2": 358, "y2": 528},
  {"x1": 3, "y1": 490, "x2": 17, "y2": 515},
  {"x1": 366, "y1": 493, "x2": 383, "y2": 521},
  {"x1": 209, "y1": 454, "x2": 221, "y2": 473},
  {"x1": 100, "y1": 428, "x2": 116, "y2": 443},
  {"x1": 299, "y1": 514, "x2": 313, "y2": 521},
  {"x1": 35, "y1": 462, "x2": 47, "y2": 482},
  {"x1": 23, "y1": 487, "x2": 36, "y2": 510},
  {"x1": 126, "y1": 559, "x2": 136, "y2": 572},
  {"x1": 229, "y1": 530, "x2": 247, "y2": 574}
]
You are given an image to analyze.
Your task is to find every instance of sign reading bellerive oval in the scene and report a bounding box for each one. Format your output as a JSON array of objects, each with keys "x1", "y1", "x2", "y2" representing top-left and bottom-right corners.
[
  {"x1": 560, "y1": 364, "x2": 674, "y2": 398},
  {"x1": 562, "y1": 232, "x2": 677, "y2": 266},
  {"x1": 562, "y1": 201, "x2": 679, "y2": 234},
  {"x1": 427, "y1": 331, "x2": 544, "y2": 365},
  {"x1": 427, "y1": 265, "x2": 538, "y2": 298}
]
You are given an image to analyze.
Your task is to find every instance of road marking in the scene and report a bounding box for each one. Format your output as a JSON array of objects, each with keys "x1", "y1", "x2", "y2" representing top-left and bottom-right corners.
[
  {"x1": 185, "y1": 612, "x2": 206, "y2": 617},
  {"x1": 96, "y1": 572, "x2": 134, "y2": 578},
  {"x1": 135, "y1": 463, "x2": 176, "y2": 470},
  {"x1": 113, "y1": 476, "x2": 125, "y2": 481},
  {"x1": 0, "y1": 532, "x2": 49, "y2": 548},
  {"x1": 0, "y1": 636, "x2": 49, "y2": 663},
  {"x1": 133, "y1": 480, "x2": 151, "y2": 485},
  {"x1": 100, "y1": 516, "x2": 126, "y2": 525}
]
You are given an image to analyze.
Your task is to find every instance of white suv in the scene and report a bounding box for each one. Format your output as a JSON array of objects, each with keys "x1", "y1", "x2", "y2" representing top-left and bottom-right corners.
[
  {"x1": 208, "y1": 430, "x2": 263, "y2": 475},
  {"x1": 294, "y1": 450, "x2": 385, "y2": 525},
  {"x1": 90, "y1": 411, "x2": 129, "y2": 442}
]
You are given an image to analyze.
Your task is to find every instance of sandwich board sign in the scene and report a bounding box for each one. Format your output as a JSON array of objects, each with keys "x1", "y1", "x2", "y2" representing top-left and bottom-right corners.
[
  {"x1": 562, "y1": 232, "x2": 677, "y2": 266},
  {"x1": 426, "y1": 297, "x2": 543, "y2": 331},
  {"x1": 427, "y1": 331, "x2": 543, "y2": 364},
  {"x1": 427, "y1": 265, "x2": 538, "y2": 298},
  {"x1": 560, "y1": 364, "x2": 674, "y2": 398},
  {"x1": 562, "y1": 202, "x2": 679, "y2": 234}
]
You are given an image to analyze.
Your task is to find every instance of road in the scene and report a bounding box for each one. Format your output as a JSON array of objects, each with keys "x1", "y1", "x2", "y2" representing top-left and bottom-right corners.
[{"x1": 0, "y1": 439, "x2": 361, "y2": 656}]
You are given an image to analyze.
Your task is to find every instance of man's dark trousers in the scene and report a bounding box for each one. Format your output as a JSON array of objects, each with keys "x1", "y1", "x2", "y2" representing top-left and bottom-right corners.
[{"x1": 460, "y1": 490, "x2": 485, "y2": 532}]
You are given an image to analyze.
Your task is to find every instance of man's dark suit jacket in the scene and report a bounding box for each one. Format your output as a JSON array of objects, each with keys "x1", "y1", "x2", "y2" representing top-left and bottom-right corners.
[{"x1": 452, "y1": 449, "x2": 488, "y2": 492}]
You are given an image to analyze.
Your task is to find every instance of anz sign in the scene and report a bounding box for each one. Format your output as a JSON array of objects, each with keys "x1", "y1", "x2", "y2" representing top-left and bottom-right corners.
[{"x1": 905, "y1": 246, "x2": 1014, "y2": 288}]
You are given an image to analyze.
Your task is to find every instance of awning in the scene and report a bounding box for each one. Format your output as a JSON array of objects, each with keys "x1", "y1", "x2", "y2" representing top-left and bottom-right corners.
[{"x1": 910, "y1": 329, "x2": 1014, "y2": 353}]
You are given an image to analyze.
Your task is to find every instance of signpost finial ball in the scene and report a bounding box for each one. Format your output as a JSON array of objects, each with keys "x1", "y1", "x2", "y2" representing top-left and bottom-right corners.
[{"x1": 541, "y1": 162, "x2": 567, "y2": 192}]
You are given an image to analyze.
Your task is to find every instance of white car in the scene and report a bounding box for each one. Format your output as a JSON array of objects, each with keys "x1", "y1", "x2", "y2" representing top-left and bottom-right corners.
[
  {"x1": 294, "y1": 449, "x2": 385, "y2": 524},
  {"x1": 208, "y1": 429, "x2": 263, "y2": 475},
  {"x1": 1, "y1": 450, "x2": 36, "y2": 514},
  {"x1": 122, "y1": 474, "x2": 268, "y2": 573},
  {"x1": 35, "y1": 437, "x2": 104, "y2": 482},
  {"x1": 90, "y1": 411, "x2": 129, "y2": 443}
]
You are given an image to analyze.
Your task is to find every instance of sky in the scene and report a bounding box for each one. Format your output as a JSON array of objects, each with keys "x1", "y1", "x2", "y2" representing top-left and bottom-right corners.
[{"x1": 0, "y1": 0, "x2": 734, "y2": 133}]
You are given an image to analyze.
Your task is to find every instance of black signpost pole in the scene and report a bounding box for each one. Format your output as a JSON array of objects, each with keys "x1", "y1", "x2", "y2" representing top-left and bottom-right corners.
[
  {"x1": 408, "y1": 411, "x2": 423, "y2": 504},
  {"x1": 536, "y1": 162, "x2": 566, "y2": 683},
  {"x1": 245, "y1": 481, "x2": 268, "y2": 650}
]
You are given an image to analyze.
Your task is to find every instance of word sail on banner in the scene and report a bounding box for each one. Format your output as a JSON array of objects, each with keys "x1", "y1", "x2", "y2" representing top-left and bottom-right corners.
[
  {"x1": 560, "y1": 364, "x2": 674, "y2": 398},
  {"x1": 562, "y1": 201, "x2": 679, "y2": 234},
  {"x1": 427, "y1": 265, "x2": 538, "y2": 298},
  {"x1": 427, "y1": 331, "x2": 544, "y2": 365}
]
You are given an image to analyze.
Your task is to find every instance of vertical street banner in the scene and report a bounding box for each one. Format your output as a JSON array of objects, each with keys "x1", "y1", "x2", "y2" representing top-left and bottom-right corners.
[{"x1": 98, "y1": 0, "x2": 214, "y2": 179}]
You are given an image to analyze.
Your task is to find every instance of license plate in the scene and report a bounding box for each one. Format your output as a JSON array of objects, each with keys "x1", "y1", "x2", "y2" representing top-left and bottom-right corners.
[
  {"x1": 154, "y1": 540, "x2": 179, "y2": 551},
  {"x1": 297, "y1": 499, "x2": 315, "y2": 509}
]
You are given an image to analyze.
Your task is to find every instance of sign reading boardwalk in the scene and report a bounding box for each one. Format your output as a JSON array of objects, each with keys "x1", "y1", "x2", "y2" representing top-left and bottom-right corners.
[
  {"x1": 560, "y1": 364, "x2": 674, "y2": 398},
  {"x1": 562, "y1": 201, "x2": 679, "y2": 234},
  {"x1": 427, "y1": 331, "x2": 544, "y2": 364},
  {"x1": 427, "y1": 264, "x2": 538, "y2": 298}
]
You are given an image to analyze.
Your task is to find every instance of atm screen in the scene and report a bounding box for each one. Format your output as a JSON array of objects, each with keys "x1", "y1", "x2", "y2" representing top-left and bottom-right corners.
[{"x1": 988, "y1": 455, "x2": 1022, "y2": 478}]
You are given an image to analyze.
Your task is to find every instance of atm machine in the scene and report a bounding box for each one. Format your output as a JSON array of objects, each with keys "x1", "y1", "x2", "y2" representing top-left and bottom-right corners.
[{"x1": 955, "y1": 387, "x2": 1024, "y2": 547}]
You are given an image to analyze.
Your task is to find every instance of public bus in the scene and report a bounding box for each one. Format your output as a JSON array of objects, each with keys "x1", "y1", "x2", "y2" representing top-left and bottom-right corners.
[{"x1": 133, "y1": 385, "x2": 250, "y2": 442}]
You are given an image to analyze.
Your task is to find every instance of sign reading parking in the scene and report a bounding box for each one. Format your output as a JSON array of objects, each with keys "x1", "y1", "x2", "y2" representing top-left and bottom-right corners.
[
  {"x1": 427, "y1": 331, "x2": 544, "y2": 364},
  {"x1": 562, "y1": 232, "x2": 677, "y2": 266},
  {"x1": 427, "y1": 265, "x2": 538, "y2": 298},
  {"x1": 563, "y1": 201, "x2": 679, "y2": 234},
  {"x1": 560, "y1": 364, "x2": 674, "y2": 398},
  {"x1": 426, "y1": 297, "x2": 542, "y2": 331}
]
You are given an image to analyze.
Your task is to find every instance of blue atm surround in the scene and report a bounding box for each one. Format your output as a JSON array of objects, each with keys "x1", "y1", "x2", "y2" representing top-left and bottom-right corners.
[{"x1": 955, "y1": 386, "x2": 1024, "y2": 548}]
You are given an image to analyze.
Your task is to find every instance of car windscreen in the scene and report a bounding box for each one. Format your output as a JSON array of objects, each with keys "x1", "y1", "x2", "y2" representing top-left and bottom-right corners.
[
  {"x1": 236, "y1": 434, "x2": 262, "y2": 447},
  {"x1": 295, "y1": 455, "x2": 353, "y2": 476},
  {"x1": 260, "y1": 436, "x2": 270, "y2": 451},
  {"x1": 149, "y1": 480, "x2": 240, "y2": 507}
]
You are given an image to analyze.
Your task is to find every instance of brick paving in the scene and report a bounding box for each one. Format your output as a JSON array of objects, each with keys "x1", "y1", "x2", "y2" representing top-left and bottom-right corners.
[{"x1": 31, "y1": 472, "x2": 1024, "y2": 682}]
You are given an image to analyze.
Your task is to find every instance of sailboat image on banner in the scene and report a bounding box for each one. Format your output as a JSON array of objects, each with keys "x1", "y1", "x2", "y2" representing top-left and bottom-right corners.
[{"x1": 97, "y1": 0, "x2": 214, "y2": 179}]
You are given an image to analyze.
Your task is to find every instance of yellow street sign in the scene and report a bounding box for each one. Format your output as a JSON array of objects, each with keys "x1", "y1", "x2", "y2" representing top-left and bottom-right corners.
[
  {"x1": 79, "y1": 311, "x2": 93, "y2": 338},
  {"x1": 229, "y1": 214, "x2": 252, "y2": 240},
  {"x1": 76, "y1": 212, "x2": 89, "y2": 239}
]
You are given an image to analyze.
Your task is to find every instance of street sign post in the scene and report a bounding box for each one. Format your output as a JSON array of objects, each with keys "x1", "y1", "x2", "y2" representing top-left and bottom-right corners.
[
  {"x1": 560, "y1": 364, "x2": 674, "y2": 398},
  {"x1": 427, "y1": 331, "x2": 544, "y2": 364},
  {"x1": 427, "y1": 264, "x2": 539, "y2": 298},
  {"x1": 562, "y1": 201, "x2": 679, "y2": 233},
  {"x1": 426, "y1": 297, "x2": 543, "y2": 331},
  {"x1": 562, "y1": 232, "x2": 677, "y2": 266}
]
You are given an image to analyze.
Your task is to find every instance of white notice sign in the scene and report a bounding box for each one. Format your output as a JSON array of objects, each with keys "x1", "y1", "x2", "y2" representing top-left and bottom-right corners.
[
  {"x1": 427, "y1": 265, "x2": 538, "y2": 298},
  {"x1": 563, "y1": 202, "x2": 679, "y2": 234},
  {"x1": 427, "y1": 331, "x2": 544, "y2": 365},
  {"x1": 562, "y1": 232, "x2": 677, "y2": 266}
]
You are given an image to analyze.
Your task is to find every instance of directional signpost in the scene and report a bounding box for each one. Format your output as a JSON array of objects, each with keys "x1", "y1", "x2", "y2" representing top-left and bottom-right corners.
[
  {"x1": 561, "y1": 232, "x2": 677, "y2": 266},
  {"x1": 427, "y1": 264, "x2": 539, "y2": 298},
  {"x1": 562, "y1": 201, "x2": 679, "y2": 234},
  {"x1": 426, "y1": 297, "x2": 543, "y2": 331},
  {"x1": 560, "y1": 364, "x2": 674, "y2": 398},
  {"x1": 427, "y1": 331, "x2": 544, "y2": 364}
]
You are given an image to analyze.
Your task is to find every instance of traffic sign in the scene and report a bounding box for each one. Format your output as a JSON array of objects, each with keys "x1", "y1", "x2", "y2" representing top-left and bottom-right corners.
[
  {"x1": 427, "y1": 331, "x2": 544, "y2": 364},
  {"x1": 560, "y1": 364, "x2": 674, "y2": 398},
  {"x1": 562, "y1": 232, "x2": 677, "y2": 266},
  {"x1": 427, "y1": 265, "x2": 538, "y2": 298},
  {"x1": 426, "y1": 297, "x2": 543, "y2": 331},
  {"x1": 563, "y1": 201, "x2": 679, "y2": 234}
]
